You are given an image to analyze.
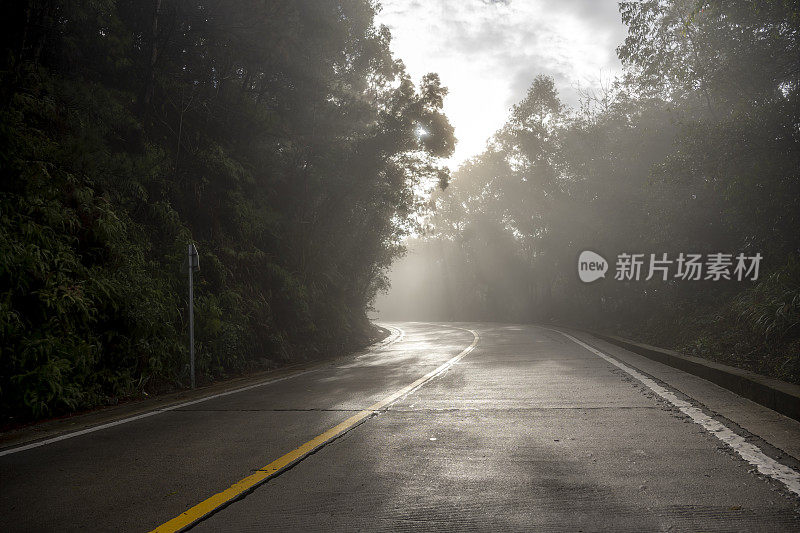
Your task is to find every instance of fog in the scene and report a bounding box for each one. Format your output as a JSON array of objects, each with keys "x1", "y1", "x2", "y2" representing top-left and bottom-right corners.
[
  {"x1": 2, "y1": 1, "x2": 799, "y2": 529},
  {"x1": 374, "y1": 1, "x2": 800, "y2": 385}
]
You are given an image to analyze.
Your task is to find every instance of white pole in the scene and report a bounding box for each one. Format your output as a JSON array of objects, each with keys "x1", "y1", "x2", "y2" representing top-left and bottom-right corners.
[{"x1": 188, "y1": 244, "x2": 195, "y2": 389}]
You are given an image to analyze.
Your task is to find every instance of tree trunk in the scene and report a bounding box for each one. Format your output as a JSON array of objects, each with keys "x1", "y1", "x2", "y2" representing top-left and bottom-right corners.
[{"x1": 141, "y1": 0, "x2": 162, "y2": 109}]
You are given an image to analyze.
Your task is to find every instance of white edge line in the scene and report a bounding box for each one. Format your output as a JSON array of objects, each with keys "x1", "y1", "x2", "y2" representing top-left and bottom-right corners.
[
  {"x1": 545, "y1": 327, "x2": 800, "y2": 497},
  {"x1": 374, "y1": 324, "x2": 405, "y2": 347},
  {"x1": 0, "y1": 326, "x2": 408, "y2": 458},
  {"x1": 0, "y1": 370, "x2": 315, "y2": 457}
]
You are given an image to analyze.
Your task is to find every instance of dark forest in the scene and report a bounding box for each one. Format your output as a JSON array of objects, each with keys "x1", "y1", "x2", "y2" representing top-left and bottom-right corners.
[
  {"x1": 0, "y1": 0, "x2": 454, "y2": 422},
  {"x1": 2, "y1": 0, "x2": 799, "y2": 426}
]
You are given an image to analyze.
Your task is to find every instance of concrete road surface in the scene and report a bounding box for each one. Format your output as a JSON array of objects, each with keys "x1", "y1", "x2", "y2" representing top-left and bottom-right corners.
[{"x1": 2, "y1": 322, "x2": 799, "y2": 531}]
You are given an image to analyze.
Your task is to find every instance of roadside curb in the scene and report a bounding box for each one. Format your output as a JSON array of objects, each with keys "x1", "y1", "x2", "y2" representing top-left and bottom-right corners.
[{"x1": 591, "y1": 332, "x2": 800, "y2": 422}]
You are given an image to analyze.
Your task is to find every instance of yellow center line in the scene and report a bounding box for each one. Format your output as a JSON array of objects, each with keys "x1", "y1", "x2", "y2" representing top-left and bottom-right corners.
[{"x1": 150, "y1": 326, "x2": 479, "y2": 533}]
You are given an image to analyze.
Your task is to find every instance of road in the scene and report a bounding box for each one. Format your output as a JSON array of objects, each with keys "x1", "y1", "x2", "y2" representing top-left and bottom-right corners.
[{"x1": 2, "y1": 322, "x2": 799, "y2": 531}]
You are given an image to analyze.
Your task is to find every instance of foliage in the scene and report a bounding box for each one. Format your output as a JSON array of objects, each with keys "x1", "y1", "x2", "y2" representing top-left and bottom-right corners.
[
  {"x1": 679, "y1": 257, "x2": 800, "y2": 383},
  {"x1": 382, "y1": 0, "x2": 800, "y2": 383},
  {"x1": 0, "y1": 0, "x2": 454, "y2": 422}
]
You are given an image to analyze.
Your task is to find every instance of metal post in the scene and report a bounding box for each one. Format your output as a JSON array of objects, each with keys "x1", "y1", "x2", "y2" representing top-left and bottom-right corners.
[{"x1": 188, "y1": 244, "x2": 195, "y2": 389}]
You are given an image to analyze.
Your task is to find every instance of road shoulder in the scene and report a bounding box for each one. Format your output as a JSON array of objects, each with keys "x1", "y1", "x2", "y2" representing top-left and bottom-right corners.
[
  {"x1": 561, "y1": 328, "x2": 800, "y2": 463},
  {"x1": 0, "y1": 325, "x2": 396, "y2": 454}
]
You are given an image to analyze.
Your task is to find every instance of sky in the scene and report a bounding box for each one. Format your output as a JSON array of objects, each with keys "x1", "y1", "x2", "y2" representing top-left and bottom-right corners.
[{"x1": 374, "y1": 0, "x2": 629, "y2": 168}]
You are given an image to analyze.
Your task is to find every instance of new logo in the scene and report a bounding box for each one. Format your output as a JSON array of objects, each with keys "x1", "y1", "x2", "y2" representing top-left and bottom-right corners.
[{"x1": 578, "y1": 250, "x2": 608, "y2": 283}]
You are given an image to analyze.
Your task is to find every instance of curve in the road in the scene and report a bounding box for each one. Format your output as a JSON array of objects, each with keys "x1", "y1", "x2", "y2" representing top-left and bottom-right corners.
[
  {"x1": 0, "y1": 324, "x2": 408, "y2": 458},
  {"x1": 151, "y1": 324, "x2": 479, "y2": 533}
]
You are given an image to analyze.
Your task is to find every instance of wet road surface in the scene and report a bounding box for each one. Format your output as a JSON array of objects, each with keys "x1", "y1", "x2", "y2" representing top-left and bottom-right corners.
[{"x1": 2, "y1": 322, "x2": 799, "y2": 531}]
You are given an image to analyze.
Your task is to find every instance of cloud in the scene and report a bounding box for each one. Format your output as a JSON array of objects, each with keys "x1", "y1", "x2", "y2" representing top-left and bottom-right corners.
[{"x1": 374, "y1": 0, "x2": 628, "y2": 165}]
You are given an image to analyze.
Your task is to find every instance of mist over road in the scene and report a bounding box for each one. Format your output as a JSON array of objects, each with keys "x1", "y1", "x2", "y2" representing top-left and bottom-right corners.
[{"x1": 2, "y1": 322, "x2": 799, "y2": 531}]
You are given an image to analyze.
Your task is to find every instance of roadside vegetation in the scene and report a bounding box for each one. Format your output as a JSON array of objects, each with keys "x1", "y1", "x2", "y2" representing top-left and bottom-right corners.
[
  {"x1": 0, "y1": 1, "x2": 454, "y2": 423},
  {"x1": 381, "y1": 0, "x2": 800, "y2": 384}
]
